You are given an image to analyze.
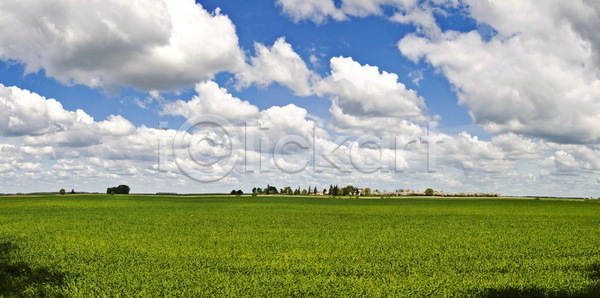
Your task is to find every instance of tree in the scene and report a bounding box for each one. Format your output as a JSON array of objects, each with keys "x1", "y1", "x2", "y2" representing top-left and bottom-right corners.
[
  {"x1": 59, "y1": 189, "x2": 66, "y2": 195},
  {"x1": 230, "y1": 190, "x2": 237, "y2": 195},
  {"x1": 323, "y1": 188, "x2": 327, "y2": 195},
  {"x1": 70, "y1": 189, "x2": 75, "y2": 194},
  {"x1": 107, "y1": 185, "x2": 130, "y2": 194},
  {"x1": 264, "y1": 185, "x2": 278, "y2": 194},
  {"x1": 425, "y1": 188, "x2": 434, "y2": 196},
  {"x1": 282, "y1": 186, "x2": 292, "y2": 195},
  {"x1": 342, "y1": 185, "x2": 355, "y2": 196},
  {"x1": 236, "y1": 190, "x2": 243, "y2": 196},
  {"x1": 364, "y1": 187, "x2": 371, "y2": 196},
  {"x1": 252, "y1": 187, "x2": 257, "y2": 194}
]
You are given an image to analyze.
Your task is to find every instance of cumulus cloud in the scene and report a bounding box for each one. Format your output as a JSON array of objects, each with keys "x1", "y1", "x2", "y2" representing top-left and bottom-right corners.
[
  {"x1": 490, "y1": 133, "x2": 543, "y2": 160},
  {"x1": 0, "y1": 0, "x2": 244, "y2": 91},
  {"x1": 440, "y1": 132, "x2": 511, "y2": 173},
  {"x1": 236, "y1": 37, "x2": 317, "y2": 96},
  {"x1": 259, "y1": 104, "x2": 319, "y2": 142},
  {"x1": 398, "y1": 0, "x2": 600, "y2": 144},
  {"x1": 0, "y1": 84, "x2": 140, "y2": 150},
  {"x1": 0, "y1": 84, "x2": 93, "y2": 137},
  {"x1": 315, "y1": 56, "x2": 427, "y2": 132},
  {"x1": 162, "y1": 81, "x2": 260, "y2": 121},
  {"x1": 276, "y1": 0, "x2": 347, "y2": 24},
  {"x1": 1, "y1": 81, "x2": 597, "y2": 197},
  {"x1": 277, "y1": 0, "x2": 450, "y2": 36}
]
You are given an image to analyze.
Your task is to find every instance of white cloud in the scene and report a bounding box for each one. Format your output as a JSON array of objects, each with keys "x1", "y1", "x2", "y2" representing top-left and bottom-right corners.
[
  {"x1": 0, "y1": 0, "x2": 244, "y2": 91},
  {"x1": 398, "y1": 1, "x2": 600, "y2": 144},
  {"x1": 1, "y1": 81, "x2": 598, "y2": 197},
  {"x1": 490, "y1": 133, "x2": 543, "y2": 160},
  {"x1": 277, "y1": 0, "x2": 454, "y2": 37},
  {"x1": 340, "y1": 0, "x2": 414, "y2": 17},
  {"x1": 440, "y1": 132, "x2": 511, "y2": 173},
  {"x1": 236, "y1": 37, "x2": 317, "y2": 97},
  {"x1": 259, "y1": 104, "x2": 319, "y2": 142},
  {"x1": 0, "y1": 84, "x2": 93, "y2": 137},
  {"x1": 52, "y1": 159, "x2": 90, "y2": 172},
  {"x1": 94, "y1": 115, "x2": 136, "y2": 136},
  {"x1": 276, "y1": 0, "x2": 347, "y2": 24},
  {"x1": 315, "y1": 56, "x2": 427, "y2": 132},
  {"x1": 162, "y1": 81, "x2": 260, "y2": 122}
]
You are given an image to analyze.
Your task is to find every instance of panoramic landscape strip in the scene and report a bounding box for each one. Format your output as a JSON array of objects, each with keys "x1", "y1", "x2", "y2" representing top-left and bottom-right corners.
[{"x1": 1, "y1": 0, "x2": 599, "y2": 296}]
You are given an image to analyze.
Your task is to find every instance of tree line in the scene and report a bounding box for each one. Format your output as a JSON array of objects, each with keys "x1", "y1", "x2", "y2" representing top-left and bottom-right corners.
[{"x1": 250, "y1": 184, "x2": 373, "y2": 196}]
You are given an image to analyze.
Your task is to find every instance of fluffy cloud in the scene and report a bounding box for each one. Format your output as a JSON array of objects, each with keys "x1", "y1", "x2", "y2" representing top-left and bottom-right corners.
[
  {"x1": 315, "y1": 56, "x2": 427, "y2": 132},
  {"x1": 236, "y1": 37, "x2": 317, "y2": 96},
  {"x1": 440, "y1": 132, "x2": 512, "y2": 173},
  {"x1": 490, "y1": 133, "x2": 542, "y2": 160},
  {"x1": 162, "y1": 81, "x2": 260, "y2": 121},
  {"x1": 0, "y1": 84, "x2": 93, "y2": 137},
  {"x1": 0, "y1": 0, "x2": 244, "y2": 91},
  {"x1": 259, "y1": 104, "x2": 319, "y2": 142},
  {"x1": 398, "y1": 0, "x2": 600, "y2": 144},
  {"x1": 0, "y1": 84, "x2": 144, "y2": 152},
  {"x1": 277, "y1": 0, "x2": 436, "y2": 24},
  {"x1": 276, "y1": 0, "x2": 347, "y2": 24},
  {"x1": 1, "y1": 82, "x2": 597, "y2": 197}
]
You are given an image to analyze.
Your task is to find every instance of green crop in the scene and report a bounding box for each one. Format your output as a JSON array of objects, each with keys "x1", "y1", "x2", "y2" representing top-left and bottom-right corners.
[{"x1": 0, "y1": 195, "x2": 598, "y2": 297}]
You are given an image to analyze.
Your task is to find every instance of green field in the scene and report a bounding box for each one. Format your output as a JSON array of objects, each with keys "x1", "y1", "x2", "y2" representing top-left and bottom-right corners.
[{"x1": 0, "y1": 195, "x2": 598, "y2": 297}]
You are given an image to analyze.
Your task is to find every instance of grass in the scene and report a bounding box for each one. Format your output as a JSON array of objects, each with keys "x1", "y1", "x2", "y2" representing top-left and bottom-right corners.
[{"x1": 0, "y1": 195, "x2": 599, "y2": 297}]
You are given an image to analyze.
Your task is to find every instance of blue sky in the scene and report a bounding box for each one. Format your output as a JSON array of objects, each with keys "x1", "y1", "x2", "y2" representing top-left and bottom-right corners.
[{"x1": 0, "y1": 0, "x2": 598, "y2": 196}]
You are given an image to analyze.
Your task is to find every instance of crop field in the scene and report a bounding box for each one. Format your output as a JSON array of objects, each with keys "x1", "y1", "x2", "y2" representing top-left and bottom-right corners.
[{"x1": 0, "y1": 195, "x2": 598, "y2": 297}]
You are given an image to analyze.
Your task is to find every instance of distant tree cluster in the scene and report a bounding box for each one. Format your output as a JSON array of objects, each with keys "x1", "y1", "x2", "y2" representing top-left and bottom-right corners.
[
  {"x1": 107, "y1": 185, "x2": 130, "y2": 195},
  {"x1": 251, "y1": 184, "x2": 321, "y2": 196},
  {"x1": 230, "y1": 190, "x2": 243, "y2": 196},
  {"x1": 326, "y1": 185, "x2": 361, "y2": 196},
  {"x1": 249, "y1": 184, "x2": 371, "y2": 197}
]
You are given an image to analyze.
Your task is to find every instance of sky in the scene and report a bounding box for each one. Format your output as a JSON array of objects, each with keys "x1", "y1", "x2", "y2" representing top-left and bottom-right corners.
[{"x1": 0, "y1": 0, "x2": 599, "y2": 197}]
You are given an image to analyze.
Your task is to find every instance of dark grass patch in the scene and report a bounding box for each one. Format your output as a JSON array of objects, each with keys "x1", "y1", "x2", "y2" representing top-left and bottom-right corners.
[{"x1": 0, "y1": 241, "x2": 68, "y2": 297}]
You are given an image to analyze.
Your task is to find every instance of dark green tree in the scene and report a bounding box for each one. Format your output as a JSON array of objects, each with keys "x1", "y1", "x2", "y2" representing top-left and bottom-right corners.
[
  {"x1": 107, "y1": 185, "x2": 130, "y2": 194},
  {"x1": 425, "y1": 188, "x2": 434, "y2": 196}
]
